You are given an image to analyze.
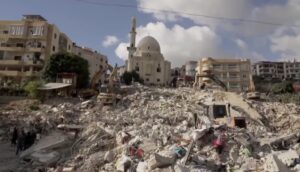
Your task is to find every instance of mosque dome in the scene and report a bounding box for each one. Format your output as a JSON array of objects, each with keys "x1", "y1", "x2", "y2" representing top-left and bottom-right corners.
[{"x1": 137, "y1": 36, "x2": 161, "y2": 53}]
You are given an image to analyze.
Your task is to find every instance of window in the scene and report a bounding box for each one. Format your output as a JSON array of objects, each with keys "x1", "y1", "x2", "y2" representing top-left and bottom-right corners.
[
  {"x1": 37, "y1": 42, "x2": 42, "y2": 48},
  {"x1": 148, "y1": 46, "x2": 150, "y2": 49},
  {"x1": 213, "y1": 64, "x2": 222, "y2": 69},
  {"x1": 213, "y1": 105, "x2": 227, "y2": 118},
  {"x1": 52, "y1": 46, "x2": 56, "y2": 52},
  {"x1": 228, "y1": 64, "x2": 238, "y2": 70},
  {"x1": 14, "y1": 56, "x2": 22, "y2": 60},
  {"x1": 68, "y1": 45, "x2": 71, "y2": 50},
  {"x1": 157, "y1": 67, "x2": 161, "y2": 72},
  {"x1": 16, "y1": 43, "x2": 24, "y2": 47},
  {"x1": 9, "y1": 25, "x2": 24, "y2": 35},
  {"x1": 229, "y1": 73, "x2": 239, "y2": 79},
  {"x1": 157, "y1": 79, "x2": 160, "y2": 82},
  {"x1": 0, "y1": 51, "x2": 4, "y2": 59},
  {"x1": 146, "y1": 78, "x2": 149, "y2": 81},
  {"x1": 135, "y1": 66, "x2": 139, "y2": 71},
  {"x1": 54, "y1": 33, "x2": 57, "y2": 39},
  {"x1": 3, "y1": 30, "x2": 8, "y2": 34},
  {"x1": 229, "y1": 83, "x2": 240, "y2": 88},
  {"x1": 157, "y1": 64, "x2": 161, "y2": 72}
]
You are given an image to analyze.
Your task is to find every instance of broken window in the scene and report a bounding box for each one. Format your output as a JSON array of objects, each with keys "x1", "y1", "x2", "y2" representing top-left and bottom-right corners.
[
  {"x1": 0, "y1": 51, "x2": 3, "y2": 59},
  {"x1": 37, "y1": 42, "x2": 42, "y2": 48},
  {"x1": 16, "y1": 43, "x2": 24, "y2": 47},
  {"x1": 234, "y1": 117, "x2": 247, "y2": 128},
  {"x1": 212, "y1": 105, "x2": 227, "y2": 118},
  {"x1": 14, "y1": 56, "x2": 22, "y2": 60},
  {"x1": 33, "y1": 52, "x2": 41, "y2": 64}
]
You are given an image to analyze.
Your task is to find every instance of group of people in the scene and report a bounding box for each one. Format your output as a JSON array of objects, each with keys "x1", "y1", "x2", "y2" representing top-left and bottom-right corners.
[{"x1": 11, "y1": 127, "x2": 37, "y2": 155}]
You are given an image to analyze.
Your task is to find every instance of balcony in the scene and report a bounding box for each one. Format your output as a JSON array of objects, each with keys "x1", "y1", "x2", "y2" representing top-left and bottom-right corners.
[
  {"x1": 202, "y1": 77, "x2": 211, "y2": 82},
  {"x1": 0, "y1": 46, "x2": 25, "y2": 51},
  {"x1": 0, "y1": 34, "x2": 26, "y2": 39},
  {"x1": 24, "y1": 71, "x2": 40, "y2": 77},
  {"x1": 0, "y1": 70, "x2": 21, "y2": 77},
  {"x1": 27, "y1": 47, "x2": 44, "y2": 52},
  {"x1": 0, "y1": 60, "x2": 43, "y2": 66},
  {"x1": 0, "y1": 60, "x2": 23, "y2": 65}
]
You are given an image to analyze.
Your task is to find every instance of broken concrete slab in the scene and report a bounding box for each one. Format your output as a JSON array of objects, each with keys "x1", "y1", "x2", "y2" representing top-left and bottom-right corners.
[
  {"x1": 30, "y1": 151, "x2": 60, "y2": 165},
  {"x1": 148, "y1": 153, "x2": 177, "y2": 170},
  {"x1": 20, "y1": 131, "x2": 70, "y2": 159},
  {"x1": 275, "y1": 149, "x2": 299, "y2": 167},
  {"x1": 264, "y1": 154, "x2": 291, "y2": 172}
]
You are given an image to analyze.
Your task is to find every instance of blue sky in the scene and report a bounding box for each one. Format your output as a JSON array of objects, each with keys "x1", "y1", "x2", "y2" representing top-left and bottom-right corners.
[{"x1": 1, "y1": 0, "x2": 300, "y2": 67}]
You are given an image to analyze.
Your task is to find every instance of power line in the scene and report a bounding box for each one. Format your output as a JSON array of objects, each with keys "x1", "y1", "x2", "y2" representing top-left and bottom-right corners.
[{"x1": 73, "y1": 0, "x2": 300, "y2": 28}]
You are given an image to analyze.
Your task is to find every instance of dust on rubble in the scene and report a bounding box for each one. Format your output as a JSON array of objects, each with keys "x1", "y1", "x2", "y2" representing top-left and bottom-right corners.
[{"x1": 0, "y1": 86, "x2": 300, "y2": 172}]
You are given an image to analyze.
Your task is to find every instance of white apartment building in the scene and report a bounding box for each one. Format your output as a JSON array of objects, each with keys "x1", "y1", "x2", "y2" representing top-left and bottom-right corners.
[{"x1": 252, "y1": 61, "x2": 300, "y2": 80}]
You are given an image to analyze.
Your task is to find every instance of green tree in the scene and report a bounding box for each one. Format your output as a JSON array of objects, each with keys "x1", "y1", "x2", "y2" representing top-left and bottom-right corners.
[
  {"x1": 121, "y1": 71, "x2": 142, "y2": 85},
  {"x1": 42, "y1": 53, "x2": 89, "y2": 88},
  {"x1": 24, "y1": 80, "x2": 42, "y2": 98},
  {"x1": 271, "y1": 81, "x2": 294, "y2": 94}
]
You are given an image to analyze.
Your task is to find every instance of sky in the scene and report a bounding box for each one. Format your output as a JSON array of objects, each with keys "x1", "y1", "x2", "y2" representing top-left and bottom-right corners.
[{"x1": 1, "y1": 0, "x2": 300, "y2": 67}]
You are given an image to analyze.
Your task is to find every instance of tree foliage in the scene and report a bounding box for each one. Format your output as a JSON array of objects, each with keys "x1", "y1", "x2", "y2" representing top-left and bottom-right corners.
[
  {"x1": 121, "y1": 71, "x2": 142, "y2": 85},
  {"x1": 271, "y1": 81, "x2": 294, "y2": 94},
  {"x1": 42, "y1": 53, "x2": 89, "y2": 88},
  {"x1": 24, "y1": 81, "x2": 42, "y2": 98}
]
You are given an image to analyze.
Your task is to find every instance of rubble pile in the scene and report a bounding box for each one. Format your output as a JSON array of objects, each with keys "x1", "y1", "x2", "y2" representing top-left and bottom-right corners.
[{"x1": 1, "y1": 86, "x2": 300, "y2": 171}]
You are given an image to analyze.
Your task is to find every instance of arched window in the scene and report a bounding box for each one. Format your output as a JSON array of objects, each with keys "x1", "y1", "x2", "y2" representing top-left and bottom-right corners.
[{"x1": 157, "y1": 64, "x2": 161, "y2": 72}]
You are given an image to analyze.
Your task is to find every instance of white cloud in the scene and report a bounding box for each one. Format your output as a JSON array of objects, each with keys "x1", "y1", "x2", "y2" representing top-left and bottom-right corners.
[
  {"x1": 138, "y1": 0, "x2": 251, "y2": 25},
  {"x1": 270, "y1": 31, "x2": 300, "y2": 61},
  {"x1": 235, "y1": 39, "x2": 247, "y2": 50},
  {"x1": 137, "y1": 0, "x2": 300, "y2": 37},
  {"x1": 115, "y1": 22, "x2": 222, "y2": 67},
  {"x1": 102, "y1": 35, "x2": 119, "y2": 47}
]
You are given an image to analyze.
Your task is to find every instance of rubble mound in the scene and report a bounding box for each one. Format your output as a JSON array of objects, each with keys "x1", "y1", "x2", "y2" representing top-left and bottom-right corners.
[{"x1": 1, "y1": 86, "x2": 300, "y2": 171}]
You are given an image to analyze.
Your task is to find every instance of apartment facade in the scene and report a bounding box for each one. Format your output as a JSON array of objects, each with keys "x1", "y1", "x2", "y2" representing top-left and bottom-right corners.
[
  {"x1": 72, "y1": 45, "x2": 108, "y2": 82},
  {"x1": 252, "y1": 61, "x2": 300, "y2": 80},
  {"x1": 0, "y1": 15, "x2": 72, "y2": 86},
  {"x1": 196, "y1": 57, "x2": 252, "y2": 91},
  {"x1": 185, "y1": 61, "x2": 197, "y2": 77}
]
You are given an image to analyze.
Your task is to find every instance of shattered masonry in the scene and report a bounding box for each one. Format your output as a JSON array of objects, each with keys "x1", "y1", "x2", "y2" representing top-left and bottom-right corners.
[{"x1": 1, "y1": 86, "x2": 300, "y2": 171}]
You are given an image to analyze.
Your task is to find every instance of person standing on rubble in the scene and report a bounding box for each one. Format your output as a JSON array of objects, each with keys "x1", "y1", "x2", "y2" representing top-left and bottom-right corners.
[
  {"x1": 213, "y1": 130, "x2": 225, "y2": 154},
  {"x1": 16, "y1": 129, "x2": 25, "y2": 155},
  {"x1": 11, "y1": 126, "x2": 18, "y2": 146},
  {"x1": 212, "y1": 128, "x2": 227, "y2": 170}
]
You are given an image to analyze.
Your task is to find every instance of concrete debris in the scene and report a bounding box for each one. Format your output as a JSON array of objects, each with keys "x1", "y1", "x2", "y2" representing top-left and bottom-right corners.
[
  {"x1": 30, "y1": 151, "x2": 60, "y2": 165},
  {"x1": 1, "y1": 87, "x2": 300, "y2": 171},
  {"x1": 104, "y1": 150, "x2": 114, "y2": 163}
]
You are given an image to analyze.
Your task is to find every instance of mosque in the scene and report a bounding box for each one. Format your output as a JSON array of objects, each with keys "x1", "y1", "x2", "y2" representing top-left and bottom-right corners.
[{"x1": 126, "y1": 17, "x2": 171, "y2": 86}]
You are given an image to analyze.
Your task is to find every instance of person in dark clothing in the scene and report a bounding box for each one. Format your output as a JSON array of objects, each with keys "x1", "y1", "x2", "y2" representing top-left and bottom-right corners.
[
  {"x1": 11, "y1": 127, "x2": 18, "y2": 145},
  {"x1": 16, "y1": 130, "x2": 25, "y2": 155},
  {"x1": 24, "y1": 131, "x2": 31, "y2": 150},
  {"x1": 193, "y1": 113, "x2": 198, "y2": 129},
  {"x1": 30, "y1": 130, "x2": 36, "y2": 146}
]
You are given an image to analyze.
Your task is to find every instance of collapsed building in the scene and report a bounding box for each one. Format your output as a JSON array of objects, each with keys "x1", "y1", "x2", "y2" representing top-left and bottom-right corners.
[{"x1": 0, "y1": 85, "x2": 300, "y2": 172}]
